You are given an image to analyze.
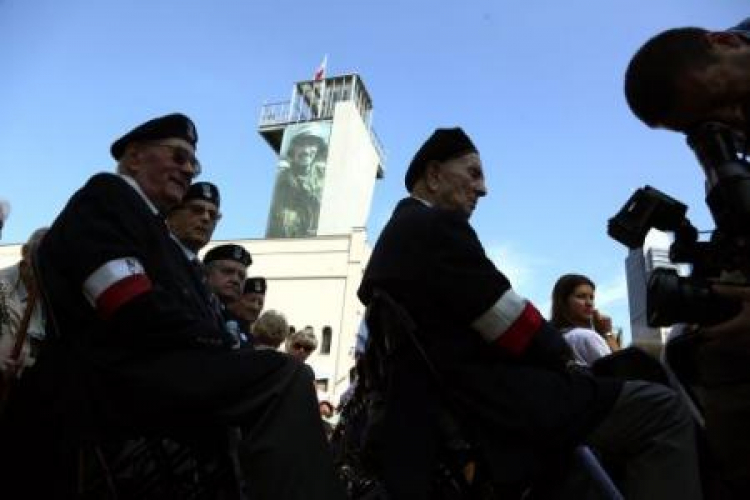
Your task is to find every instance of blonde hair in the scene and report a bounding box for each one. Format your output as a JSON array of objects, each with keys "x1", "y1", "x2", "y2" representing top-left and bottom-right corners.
[
  {"x1": 252, "y1": 310, "x2": 288, "y2": 348},
  {"x1": 285, "y1": 326, "x2": 318, "y2": 352}
]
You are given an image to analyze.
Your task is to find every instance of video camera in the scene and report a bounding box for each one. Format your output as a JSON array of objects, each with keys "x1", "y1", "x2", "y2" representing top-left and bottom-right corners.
[{"x1": 608, "y1": 122, "x2": 748, "y2": 327}]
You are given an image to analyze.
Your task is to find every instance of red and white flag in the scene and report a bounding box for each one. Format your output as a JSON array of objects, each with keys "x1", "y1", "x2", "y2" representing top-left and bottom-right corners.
[{"x1": 314, "y1": 54, "x2": 328, "y2": 81}]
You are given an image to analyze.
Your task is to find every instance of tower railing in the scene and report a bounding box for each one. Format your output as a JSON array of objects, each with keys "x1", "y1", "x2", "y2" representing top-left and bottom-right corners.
[{"x1": 258, "y1": 100, "x2": 386, "y2": 166}]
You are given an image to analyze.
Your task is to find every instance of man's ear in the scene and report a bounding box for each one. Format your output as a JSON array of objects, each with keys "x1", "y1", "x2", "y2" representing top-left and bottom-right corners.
[
  {"x1": 121, "y1": 144, "x2": 143, "y2": 174},
  {"x1": 424, "y1": 160, "x2": 442, "y2": 191},
  {"x1": 706, "y1": 31, "x2": 746, "y2": 49}
]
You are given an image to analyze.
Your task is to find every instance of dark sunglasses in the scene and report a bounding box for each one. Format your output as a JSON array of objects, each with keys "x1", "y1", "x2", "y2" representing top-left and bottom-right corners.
[
  {"x1": 149, "y1": 143, "x2": 202, "y2": 176},
  {"x1": 293, "y1": 343, "x2": 314, "y2": 353}
]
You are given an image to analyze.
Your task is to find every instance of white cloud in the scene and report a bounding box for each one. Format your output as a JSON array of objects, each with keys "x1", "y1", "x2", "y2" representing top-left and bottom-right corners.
[
  {"x1": 484, "y1": 243, "x2": 540, "y2": 291},
  {"x1": 595, "y1": 273, "x2": 628, "y2": 309}
]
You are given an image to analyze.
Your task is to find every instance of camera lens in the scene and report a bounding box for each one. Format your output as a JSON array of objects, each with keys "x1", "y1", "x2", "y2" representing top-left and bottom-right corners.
[{"x1": 647, "y1": 268, "x2": 741, "y2": 326}]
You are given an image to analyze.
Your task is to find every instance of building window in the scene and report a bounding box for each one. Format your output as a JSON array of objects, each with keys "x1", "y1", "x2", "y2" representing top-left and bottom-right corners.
[
  {"x1": 316, "y1": 378, "x2": 329, "y2": 392},
  {"x1": 321, "y1": 326, "x2": 332, "y2": 355}
]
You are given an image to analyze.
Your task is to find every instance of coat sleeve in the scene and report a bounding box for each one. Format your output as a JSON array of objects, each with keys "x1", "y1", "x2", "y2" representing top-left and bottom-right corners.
[{"x1": 429, "y1": 211, "x2": 572, "y2": 367}]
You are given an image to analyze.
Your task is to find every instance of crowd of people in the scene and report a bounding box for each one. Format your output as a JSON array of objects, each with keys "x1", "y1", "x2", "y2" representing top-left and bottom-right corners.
[{"x1": 0, "y1": 16, "x2": 749, "y2": 500}]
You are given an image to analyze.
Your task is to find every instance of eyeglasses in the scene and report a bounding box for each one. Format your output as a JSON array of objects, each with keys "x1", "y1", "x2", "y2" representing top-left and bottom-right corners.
[
  {"x1": 293, "y1": 343, "x2": 314, "y2": 353},
  {"x1": 149, "y1": 143, "x2": 202, "y2": 176},
  {"x1": 184, "y1": 203, "x2": 222, "y2": 222}
]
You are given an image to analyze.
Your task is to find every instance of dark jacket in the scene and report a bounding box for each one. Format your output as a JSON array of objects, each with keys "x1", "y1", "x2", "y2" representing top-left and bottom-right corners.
[
  {"x1": 35, "y1": 173, "x2": 289, "y2": 429},
  {"x1": 358, "y1": 197, "x2": 621, "y2": 487}
]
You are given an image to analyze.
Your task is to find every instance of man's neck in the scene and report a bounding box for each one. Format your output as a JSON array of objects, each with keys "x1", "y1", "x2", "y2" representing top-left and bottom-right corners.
[{"x1": 409, "y1": 194, "x2": 434, "y2": 207}]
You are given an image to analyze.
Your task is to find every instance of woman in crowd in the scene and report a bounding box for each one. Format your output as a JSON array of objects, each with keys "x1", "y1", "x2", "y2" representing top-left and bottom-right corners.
[
  {"x1": 550, "y1": 273, "x2": 620, "y2": 365},
  {"x1": 285, "y1": 326, "x2": 318, "y2": 363}
]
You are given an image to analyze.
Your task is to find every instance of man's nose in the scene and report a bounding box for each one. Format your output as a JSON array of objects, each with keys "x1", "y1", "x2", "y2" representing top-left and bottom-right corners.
[
  {"x1": 476, "y1": 179, "x2": 488, "y2": 197},
  {"x1": 179, "y1": 160, "x2": 198, "y2": 180}
]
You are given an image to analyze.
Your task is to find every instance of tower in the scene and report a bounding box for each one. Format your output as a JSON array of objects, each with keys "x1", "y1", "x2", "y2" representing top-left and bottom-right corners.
[
  {"x1": 259, "y1": 74, "x2": 384, "y2": 239},
  {"x1": 248, "y1": 73, "x2": 385, "y2": 401}
]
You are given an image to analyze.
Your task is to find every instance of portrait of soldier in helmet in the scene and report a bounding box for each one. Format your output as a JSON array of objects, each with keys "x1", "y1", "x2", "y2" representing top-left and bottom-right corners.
[{"x1": 267, "y1": 122, "x2": 330, "y2": 238}]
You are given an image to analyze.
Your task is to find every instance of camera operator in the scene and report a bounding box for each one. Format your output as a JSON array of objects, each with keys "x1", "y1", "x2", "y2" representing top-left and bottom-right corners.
[
  {"x1": 624, "y1": 18, "x2": 750, "y2": 133},
  {"x1": 625, "y1": 18, "x2": 750, "y2": 497}
]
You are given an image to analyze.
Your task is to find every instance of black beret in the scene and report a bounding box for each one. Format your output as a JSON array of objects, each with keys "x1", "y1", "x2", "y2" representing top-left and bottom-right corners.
[
  {"x1": 111, "y1": 113, "x2": 198, "y2": 160},
  {"x1": 404, "y1": 127, "x2": 478, "y2": 191},
  {"x1": 203, "y1": 244, "x2": 252, "y2": 267},
  {"x1": 182, "y1": 182, "x2": 220, "y2": 208},
  {"x1": 243, "y1": 277, "x2": 267, "y2": 295}
]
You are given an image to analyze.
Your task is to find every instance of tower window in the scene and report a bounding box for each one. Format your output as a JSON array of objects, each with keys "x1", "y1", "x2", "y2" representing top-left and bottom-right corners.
[{"x1": 321, "y1": 326, "x2": 332, "y2": 354}]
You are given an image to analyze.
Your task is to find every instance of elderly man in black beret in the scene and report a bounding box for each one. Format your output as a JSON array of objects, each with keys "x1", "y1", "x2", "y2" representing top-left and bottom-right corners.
[
  {"x1": 228, "y1": 277, "x2": 267, "y2": 337},
  {"x1": 168, "y1": 181, "x2": 221, "y2": 257},
  {"x1": 203, "y1": 244, "x2": 253, "y2": 347},
  {"x1": 6, "y1": 113, "x2": 344, "y2": 499},
  {"x1": 358, "y1": 127, "x2": 701, "y2": 499},
  {"x1": 203, "y1": 243, "x2": 251, "y2": 306}
]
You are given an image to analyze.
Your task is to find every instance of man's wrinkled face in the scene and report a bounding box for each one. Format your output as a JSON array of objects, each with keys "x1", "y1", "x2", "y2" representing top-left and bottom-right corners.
[
  {"x1": 229, "y1": 292, "x2": 265, "y2": 323},
  {"x1": 127, "y1": 139, "x2": 199, "y2": 212},
  {"x1": 427, "y1": 152, "x2": 487, "y2": 217},
  {"x1": 206, "y1": 260, "x2": 247, "y2": 303},
  {"x1": 168, "y1": 200, "x2": 220, "y2": 252}
]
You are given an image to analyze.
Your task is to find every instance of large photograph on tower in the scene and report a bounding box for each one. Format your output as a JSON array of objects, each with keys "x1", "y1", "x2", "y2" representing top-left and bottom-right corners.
[{"x1": 266, "y1": 121, "x2": 332, "y2": 238}]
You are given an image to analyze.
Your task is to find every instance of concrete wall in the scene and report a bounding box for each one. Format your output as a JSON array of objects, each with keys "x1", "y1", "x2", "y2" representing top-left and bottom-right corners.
[{"x1": 317, "y1": 101, "x2": 380, "y2": 235}]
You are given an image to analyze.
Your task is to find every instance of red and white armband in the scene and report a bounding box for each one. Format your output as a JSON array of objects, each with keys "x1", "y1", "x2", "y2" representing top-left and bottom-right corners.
[
  {"x1": 471, "y1": 288, "x2": 543, "y2": 356},
  {"x1": 83, "y1": 257, "x2": 153, "y2": 318}
]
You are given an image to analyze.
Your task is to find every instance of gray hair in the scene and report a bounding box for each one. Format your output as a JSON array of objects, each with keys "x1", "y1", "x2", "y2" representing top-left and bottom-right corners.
[
  {"x1": 252, "y1": 310, "x2": 289, "y2": 349},
  {"x1": 285, "y1": 326, "x2": 318, "y2": 352}
]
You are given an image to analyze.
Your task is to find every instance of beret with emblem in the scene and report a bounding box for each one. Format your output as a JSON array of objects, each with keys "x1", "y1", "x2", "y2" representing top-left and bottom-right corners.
[
  {"x1": 182, "y1": 182, "x2": 220, "y2": 208},
  {"x1": 111, "y1": 113, "x2": 198, "y2": 160},
  {"x1": 203, "y1": 244, "x2": 252, "y2": 267},
  {"x1": 243, "y1": 277, "x2": 267, "y2": 295},
  {"x1": 404, "y1": 127, "x2": 478, "y2": 192}
]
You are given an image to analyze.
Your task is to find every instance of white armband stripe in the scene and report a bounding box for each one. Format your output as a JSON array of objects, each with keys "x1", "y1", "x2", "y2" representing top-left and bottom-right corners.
[
  {"x1": 83, "y1": 257, "x2": 147, "y2": 305},
  {"x1": 472, "y1": 289, "x2": 528, "y2": 343}
]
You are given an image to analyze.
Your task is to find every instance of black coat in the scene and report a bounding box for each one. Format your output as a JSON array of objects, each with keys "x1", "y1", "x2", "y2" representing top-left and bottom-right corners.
[
  {"x1": 35, "y1": 174, "x2": 293, "y2": 430},
  {"x1": 358, "y1": 197, "x2": 621, "y2": 486},
  {"x1": 3, "y1": 172, "x2": 345, "y2": 499}
]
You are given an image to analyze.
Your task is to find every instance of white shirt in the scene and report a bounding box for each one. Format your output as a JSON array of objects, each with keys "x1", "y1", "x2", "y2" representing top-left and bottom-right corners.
[{"x1": 563, "y1": 327, "x2": 611, "y2": 366}]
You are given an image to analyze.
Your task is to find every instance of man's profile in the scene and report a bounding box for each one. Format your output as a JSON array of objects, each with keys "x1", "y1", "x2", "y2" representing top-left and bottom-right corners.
[{"x1": 624, "y1": 18, "x2": 750, "y2": 133}]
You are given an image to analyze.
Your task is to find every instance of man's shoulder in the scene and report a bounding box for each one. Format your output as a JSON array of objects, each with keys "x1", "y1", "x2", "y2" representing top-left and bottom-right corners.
[
  {"x1": 82, "y1": 172, "x2": 129, "y2": 192},
  {"x1": 72, "y1": 173, "x2": 146, "y2": 212},
  {"x1": 392, "y1": 197, "x2": 445, "y2": 224}
]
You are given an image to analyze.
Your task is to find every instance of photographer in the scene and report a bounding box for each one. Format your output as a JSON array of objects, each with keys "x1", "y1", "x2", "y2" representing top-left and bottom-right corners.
[
  {"x1": 624, "y1": 18, "x2": 749, "y2": 133},
  {"x1": 625, "y1": 18, "x2": 750, "y2": 497}
]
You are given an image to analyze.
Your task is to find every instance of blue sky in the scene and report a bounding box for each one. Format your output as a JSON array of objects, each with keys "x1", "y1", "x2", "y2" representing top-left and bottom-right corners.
[{"x1": 1, "y1": 0, "x2": 746, "y2": 341}]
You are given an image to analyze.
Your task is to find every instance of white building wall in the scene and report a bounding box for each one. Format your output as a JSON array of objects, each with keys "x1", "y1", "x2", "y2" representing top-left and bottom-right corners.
[
  {"x1": 0, "y1": 244, "x2": 20, "y2": 269},
  {"x1": 316, "y1": 101, "x2": 380, "y2": 235},
  {"x1": 203, "y1": 231, "x2": 368, "y2": 402}
]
